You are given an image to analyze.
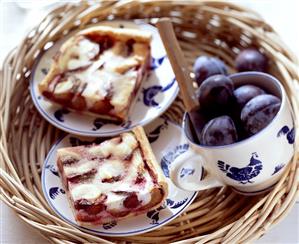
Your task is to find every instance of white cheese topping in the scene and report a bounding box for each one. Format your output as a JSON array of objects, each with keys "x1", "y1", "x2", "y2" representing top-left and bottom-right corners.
[
  {"x1": 76, "y1": 46, "x2": 138, "y2": 111},
  {"x1": 88, "y1": 132, "x2": 138, "y2": 158},
  {"x1": 67, "y1": 38, "x2": 99, "y2": 70},
  {"x1": 110, "y1": 69, "x2": 137, "y2": 111},
  {"x1": 71, "y1": 184, "x2": 100, "y2": 201},
  {"x1": 62, "y1": 133, "x2": 154, "y2": 210},
  {"x1": 106, "y1": 193, "x2": 125, "y2": 210},
  {"x1": 54, "y1": 79, "x2": 74, "y2": 94},
  {"x1": 55, "y1": 36, "x2": 143, "y2": 112},
  {"x1": 63, "y1": 160, "x2": 98, "y2": 177},
  {"x1": 57, "y1": 149, "x2": 81, "y2": 161},
  {"x1": 96, "y1": 159, "x2": 125, "y2": 179}
]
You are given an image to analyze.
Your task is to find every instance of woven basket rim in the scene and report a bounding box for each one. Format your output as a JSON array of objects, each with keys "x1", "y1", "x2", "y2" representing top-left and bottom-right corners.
[{"x1": 1, "y1": 1, "x2": 298, "y2": 243}]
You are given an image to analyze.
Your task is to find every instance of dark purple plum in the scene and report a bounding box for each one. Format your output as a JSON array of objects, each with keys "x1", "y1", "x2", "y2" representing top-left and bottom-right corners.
[
  {"x1": 235, "y1": 48, "x2": 268, "y2": 72},
  {"x1": 241, "y1": 94, "x2": 281, "y2": 135},
  {"x1": 188, "y1": 107, "x2": 210, "y2": 142},
  {"x1": 193, "y1": 56, "x2": 228, "y2": 86},
  {"x1": 233, "y1": 85, "x2": 266, "y2": 110},
  {"x1": 196, "y1": 74, "x2": 234, "y2": 115},
  {"x1": 200, "y1": 115, "x2": 238, "y2": 146}
]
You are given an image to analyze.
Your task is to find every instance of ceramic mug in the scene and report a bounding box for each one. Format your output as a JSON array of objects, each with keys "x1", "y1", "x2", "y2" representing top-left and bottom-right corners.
[{"x1": 171, "y1": 72, "x2": 295, "y2": 195}]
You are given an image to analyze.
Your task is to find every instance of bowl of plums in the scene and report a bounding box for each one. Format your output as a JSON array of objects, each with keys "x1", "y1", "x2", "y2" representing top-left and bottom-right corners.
[
  {"x1": 191, "y1": 48, "x2": 283, "y2": 146},
  {"x1": 168, "y1": 45, "x2": 295, "y2": 195}
]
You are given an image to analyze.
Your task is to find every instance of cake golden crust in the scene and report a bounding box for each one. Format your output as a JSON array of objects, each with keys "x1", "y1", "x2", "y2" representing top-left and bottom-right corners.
[
  {"x1": 39, "y1": 26, "x2": 152, "y2": 122},
  {"x1": 56, "y1": 126, "x2": 168, "y2": 226}
]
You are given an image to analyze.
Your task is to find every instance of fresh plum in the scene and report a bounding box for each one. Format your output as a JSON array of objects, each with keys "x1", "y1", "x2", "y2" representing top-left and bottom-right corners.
[
  {"x1": 196, "y1": 74, "x2": 234, "y2": 115},
  {"x1": 200, "y1": 115, "x2": 238, "y2": 146},
  {"x1": 193, "y1": 56, "x2": 228, "y2": 86},
  {"x1": 233, "y1": 85, "x2": 266, "y2": 110},
  {"x1": 241, "y1": 94, "x2": 281, "y2": 135},
  {"x1": 188, "y1": 107, "x2": 210, "y2": 142},
  {"x1": 235, "y1": 48, "x2": 268, "y2": 72}
]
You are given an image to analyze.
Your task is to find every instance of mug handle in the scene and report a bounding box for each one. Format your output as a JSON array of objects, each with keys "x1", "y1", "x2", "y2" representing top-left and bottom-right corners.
[{"x1": 170, "y1": 149, "x2": 223, "y2": 191}]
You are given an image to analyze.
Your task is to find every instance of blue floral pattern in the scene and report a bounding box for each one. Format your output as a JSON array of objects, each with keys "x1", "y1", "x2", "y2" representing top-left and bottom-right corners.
[
  {"x1": 92, "y1": 118, "x2": 132, "y2": 131},
  {"x1": 41, "y1": 68, "x2": 48, "y2": 75},
  {"x1": 146, "y1": 197, "x2": 189, "y2": 225},
  {"x1": 120, "y1": 120, "x2": 132, "y2": 129},
  {"x1": 218, "y1": 152, "x2": 262, "y2": 184},
  {"x1": 160, "y1": 144, "x2": 189, "y2": 178},
  {"x1": 54, "y1": 108, "x2": 70, "y2": 122},
  {"x1": 166, "y1": 198, "x2": 188, "y2": 209},
  {"x1": 277, "y1": 125, "x2": 295, "y2": 144},
  {"x1": 49, "y1": 187, "x2": 65, "y2": 200},
  {"x1": 146, "y1": 204, "x2": 166, "y2": 224},
  {"x1": 92, "y1": 118, "x2": 107, "y2": 131},
  {"x1": 147, "y1": 120, "x2": 168, "y2": 144},
  {"x1": 151, "y1": 56, "x2": 166, "y2": 70},
  {"x1": 180, "y1": 168, "x2": 195, "y2": 178},
  {"x1": 142, "y1": 78, "x2": 176, "y2": 107},
  {"x1": 102, "y1": 221, "x2": 117, "y2": 230},
  {"x1": 45, "y1": 165, "x2": 59, "y2": 177}
]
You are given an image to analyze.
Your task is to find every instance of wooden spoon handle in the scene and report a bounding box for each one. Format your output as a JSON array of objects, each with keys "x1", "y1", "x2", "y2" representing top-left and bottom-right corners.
[{"x1": 157, "y1": 18, "x2": 198, "y2": 111}]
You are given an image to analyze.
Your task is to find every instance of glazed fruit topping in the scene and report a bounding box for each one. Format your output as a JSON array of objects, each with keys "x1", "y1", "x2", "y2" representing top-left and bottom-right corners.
[
  {"x1": 135, "y1": 173, "x2": 146, "y2": 185},
  {"x1": 102, "y1": 175, "x2": 122, "y2": 183},
  {"x1": 68, "y1": 168, "x2": 97, "y2": 184},
  {"x1": 74, "y1": 194, "x2": 107, "y2": 212},
  {"x1": 123, "y1": 192, "x2": 140, "y2": 209},
  {"x1": 62, "y1": 157, "x2": 79, "y2": 165}
]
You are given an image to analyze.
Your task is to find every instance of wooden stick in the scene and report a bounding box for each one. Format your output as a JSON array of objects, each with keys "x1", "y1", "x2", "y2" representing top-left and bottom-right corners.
[{"x1": 157, "y1": 18, "x2": 198, "y2": 112}]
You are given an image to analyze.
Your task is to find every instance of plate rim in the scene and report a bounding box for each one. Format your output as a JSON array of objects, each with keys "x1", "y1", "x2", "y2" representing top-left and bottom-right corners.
[
  {"x1": 41, "y1": 120, "x2": 198, "y2": 236},
  {"x1": 30, "y1": 20, "x2": 179, "y2": 137}
]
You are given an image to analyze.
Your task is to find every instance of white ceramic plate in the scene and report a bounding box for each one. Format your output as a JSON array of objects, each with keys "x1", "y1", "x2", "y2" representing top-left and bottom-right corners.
[
  {"x1": 30, "y1": 20, "x2": 178, "y2": 137},
  {"x1": 42, "y1": 118, "x2": 197, "y2": 236}
]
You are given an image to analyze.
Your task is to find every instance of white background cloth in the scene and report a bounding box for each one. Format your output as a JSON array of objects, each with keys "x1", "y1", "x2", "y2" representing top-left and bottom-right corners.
[{"x1": 0, "y1": 0, "x2": 298, "y2": 243}]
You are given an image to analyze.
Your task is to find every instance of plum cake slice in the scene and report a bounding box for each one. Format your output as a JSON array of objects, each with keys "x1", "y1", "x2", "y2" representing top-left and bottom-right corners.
[
  {"x1": 56, "y1": 126, "x2": 168, "y2": 225},
  {"x1": 39, "y1": 26, "x2": 152, "y2": 122}
]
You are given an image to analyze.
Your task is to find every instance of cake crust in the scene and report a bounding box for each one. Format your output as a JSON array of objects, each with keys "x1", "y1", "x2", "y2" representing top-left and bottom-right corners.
[
  {"x1": 56, "y1": 126, "x2": 168, "y2": 226},
  {"x1": 39, "y1": 26, "x2": 152, "y2": 122}
]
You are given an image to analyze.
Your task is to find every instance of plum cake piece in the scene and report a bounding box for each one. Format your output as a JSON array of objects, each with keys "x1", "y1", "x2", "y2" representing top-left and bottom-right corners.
[
  {"x1": 39, "y1": 26, "x2": 152, "y2": 122},
  {"x1": 56, "y1": 126, "x2": 168, "y2": 225}
]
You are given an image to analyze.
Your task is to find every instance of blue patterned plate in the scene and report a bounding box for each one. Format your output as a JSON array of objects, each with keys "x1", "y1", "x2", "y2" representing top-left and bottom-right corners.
[
  {"x1": 42, "y1": 118, "x2": 197, "y2": 237},
  {"x1": 30, "y1": 20, "x2": 178, "y2": 137}
]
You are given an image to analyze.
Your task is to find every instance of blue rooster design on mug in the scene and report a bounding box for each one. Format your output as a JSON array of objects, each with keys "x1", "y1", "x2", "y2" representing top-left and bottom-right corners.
[{"x1": 217, "y1": 152, "x2": 262, "y2": 184}]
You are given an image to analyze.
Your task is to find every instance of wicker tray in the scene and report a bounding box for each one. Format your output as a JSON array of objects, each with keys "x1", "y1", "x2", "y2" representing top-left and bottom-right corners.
[{"x1": 1, "y1": 1, "x2": 298, "y2": 243}]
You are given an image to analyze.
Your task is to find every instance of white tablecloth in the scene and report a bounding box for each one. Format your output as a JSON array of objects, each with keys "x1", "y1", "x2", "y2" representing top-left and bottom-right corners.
[{"x1": 1, "y1": 1, "x2": 298, "y2": 243}]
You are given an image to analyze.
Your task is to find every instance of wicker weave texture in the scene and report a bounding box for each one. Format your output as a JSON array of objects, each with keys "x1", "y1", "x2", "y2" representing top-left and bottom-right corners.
[{"x1": 0, "y1": 1, "x2": 298, "y2": 243}]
